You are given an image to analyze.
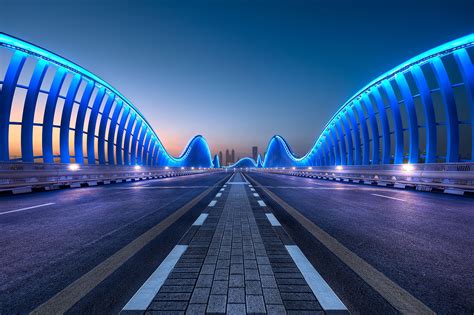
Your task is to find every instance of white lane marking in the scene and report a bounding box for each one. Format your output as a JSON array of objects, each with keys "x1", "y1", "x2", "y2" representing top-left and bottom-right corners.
[
  {"x1": 0, "y1": 203, "x2": 55, "y2": 216},
  {"x1": 223, "y1": 185, "x2": 227, "y2": 187},
  {"x1": 227, "y1": 182, "x2": 247, "y2": 184},
  {"x1": 286, "y1": 245, "x2": 347, "y2": 311},
  {"x1": 257, "y1": 200, "x2": 266, "y2": 207},
  {"x1": 371, "y1": 193, "x2": 406, "y2": 202},
  {"x1": 122, "y1": 245, "x2": 187, "y2": 311},
  {"x1": 265, "y1": 213, "x2": 281, "y2": 226},
  {"x1": 253, "y1": 193, "x2": 259, "y2": 198},
  {"x1": 248, "y1": 184, "x2": 252, "y2": 187},
  {"x1": 208, "y1": 200, "x2": 217, "y2": 207},
  {"x1": 192, "y1": 213, "x2": 208, "y2": 226},
  {"x1": 250, "y1": 188, "x2": 255, "y2": 191},
  {"x1": 220, "y1": 188, "x2": 224, "y2": 191},
  {"x1": 216, "y1": 193, "x2": 222, "y2": 198}
]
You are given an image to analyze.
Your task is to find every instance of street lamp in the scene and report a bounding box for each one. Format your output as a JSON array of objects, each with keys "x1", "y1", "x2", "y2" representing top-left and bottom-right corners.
[
  {"x1": 134, "y1": 165, "x2": 141, "y2": 170},
  {"x1": 68, "y1": 163, "x2": 80, "y2": 171}
]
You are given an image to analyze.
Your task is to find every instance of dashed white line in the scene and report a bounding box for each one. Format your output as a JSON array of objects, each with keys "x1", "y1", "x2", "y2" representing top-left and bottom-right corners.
[
  {"x1": 192, "y1": 213, "x2": 209, "y2": 226},
  {"x1": 265, "y1": 213, "x2": 281, "y2": 226},
  {"x1": 220, "y1": 188, "x2": 224, "y2": 191},
  {"x1": 122, "y1": 245, "x2": 187, "y2": 311},
  {"x1": 286, "y1": 245, "x2": 347, "y2": 311},
  {"x1": 216, "y1": 193, "x2": 222, "y2": 198},
  {"x1": 257, "y1": 200, "x2": 266, "y2": 207},
  {"x1": 253, "y1": 193, "x2": 259, "y2": 198},
  {"x1": 371, "y1": 193, "x2": 406, "y2": 201},
  {"x1": 250, "y1": 188, "x2": 255, "y2": 191},
  {"x1": 208, "y1": 200, "x2": 217, "y2": 207},
  {"x1": 0, "y1": 202, "x2": 56, "y2": 216}
]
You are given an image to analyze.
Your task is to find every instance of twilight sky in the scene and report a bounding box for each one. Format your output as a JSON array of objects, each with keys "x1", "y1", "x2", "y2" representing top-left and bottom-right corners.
[{"x1": 1, "y1": 0, "x2": 473, "y2": 159}]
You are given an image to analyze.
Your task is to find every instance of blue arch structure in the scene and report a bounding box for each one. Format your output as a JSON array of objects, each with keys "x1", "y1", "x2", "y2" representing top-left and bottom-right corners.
[
  {"x1": 228, "y1": 157, "x2": 258, "y2": 168},
  {"x1": 261, "y1": 34, "x2": 474, "y2": 168},
  {"x1": 0, "y1": 33, "x2": 213, "y2": 168}
]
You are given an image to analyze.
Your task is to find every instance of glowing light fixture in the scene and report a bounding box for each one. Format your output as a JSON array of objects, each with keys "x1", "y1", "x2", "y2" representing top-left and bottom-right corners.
[
  {"x1": 68, "y1": 163, "x2": 80, "y2": 171},
  {"x1": 336, "y1": 165, "x2": 343, "y2": 170},
  {"x1": 165, "y1": 166, "x2": 170, "y2": 170},
  {"x1": 402, "y1": 164, "x2": 415, "y2": 172},
  {"x1": 134, "y1": 165, "x2": 141, "y2": 170},
  {"x1": 308, "y1": 166, "x2": 313, "y2": 170}
]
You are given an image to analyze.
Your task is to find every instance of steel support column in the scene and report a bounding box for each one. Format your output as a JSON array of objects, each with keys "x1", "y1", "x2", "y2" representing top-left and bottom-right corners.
[
  {"x1": 335, "y1": 117, "x2": 347, "y2": 165},
  {"x1": 97, "y1": 94, "x2": 115, "y2": 165},
  {"x1": 382, "y1": 80, "x2": 404, "y2": 164},
  {"x1": 123, "y1": 112, "x2": 136, "y2": 165},
  {"x1": 59, "y1": 74, "x2": 82, "y2": 163},
  {"x1": 354, "y1": 100, "x2": 370, "y2": 165},
  {"x1": 74, "y1": 80, "x2": 94, "y2": 164},
  {"x1": 361, "y1": 94, "x2": 380, "y2": 164},
  {"x1": 347, "y1": 106, "x2": 362, "y2": 165},
  {"x1": 87, "y1": 87, "x2": 106, "y2": 165},
  {"x1": 371, "y1": 88, "x2": 391, "y2": 164},
  {"x1": 115, "y1": 106, "x2": 130, "y2": 165},
  {"x1": 341, "y1": 113, "x2": 354, "y2": 165},
  {"x1": 130, "y1": 119, "x2": 143, "y2": 165},
  {"x1": 107, "y1": 100, "x2": 123, "y2": 165}
]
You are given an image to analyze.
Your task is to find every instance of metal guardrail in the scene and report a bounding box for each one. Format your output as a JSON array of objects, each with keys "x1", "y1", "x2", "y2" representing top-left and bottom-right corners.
[
  {"x1": 0, "y1": 162, "x2": 218, "y2": 194},
  {"x1": 250, "y1": 163, "x2": 474, "y2": 195}
]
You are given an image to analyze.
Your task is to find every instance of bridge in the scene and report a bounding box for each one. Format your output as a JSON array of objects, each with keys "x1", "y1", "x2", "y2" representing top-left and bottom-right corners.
[{"x1": 0, "y1": 33, "x2": 473, "y2": 314}]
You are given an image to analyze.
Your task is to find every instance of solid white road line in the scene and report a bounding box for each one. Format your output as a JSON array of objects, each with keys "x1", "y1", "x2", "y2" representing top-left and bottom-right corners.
[
  {"x1": 253, "y1": 193, "x2": 259, "y2": 198},
  {"x1": 208, "y1": 200, "x2": 217, "y2": 207},
  {"x1": 371, "y1": 193, "x2": 406, "y2": 202},
  {"x1": 122, "y1": 245, "x2": 187, "y2": 311},
  {"x1": 0, "y1": 202, "x2": 55, "y2": 216},
  {"x1": 265, "y1": 213, "x2": 281, "y2": 226},
  {"x1": 286, "y1": 245, "x2": 347, "y2": 311},
  {"x1": 192, "y1": 213, "x2": 209, "y2": 226},
  {"x1": 216, "y1": 193, "x2": 222, "y2": 198},
  {"x1": 257, "y1": 200, "x2": 266, "y2": 207}
]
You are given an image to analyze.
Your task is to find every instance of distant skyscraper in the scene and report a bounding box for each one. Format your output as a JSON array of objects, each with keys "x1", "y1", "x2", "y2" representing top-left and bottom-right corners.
[
  {"x1": 252, "y1": 146, "x2": 258, "y2": 161},
  {"x1": 219, "y1": 151, "x2": 223, "y2": 166},
  {"x1": 231, "y1": 149, "x2": 235, "y2": 164}
]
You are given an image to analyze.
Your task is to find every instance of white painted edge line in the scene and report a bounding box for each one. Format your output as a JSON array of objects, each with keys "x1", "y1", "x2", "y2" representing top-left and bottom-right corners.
[
  {"x1": 216, "y1": 193, "x2": 222, "y2": 198},
  {"x1": 122, "y1": 245, "x2": 188, "y2": 311},
  {"x1": 285, "y1": 245, "x2": 347, "y2": 311},
  {"x1": 250, "y1": 188, "x2": 255, "y2": 191},
  {"x1": 265, "y1": 213, "x2": 281, "y2": 226},
  {"x1": 371, "y1": 193, "x2": 406, "y2": 202},
  {"x1": 0, "y1": 202, "x2": 55, "y2": 216},
  {"x1": 253, "y1": 193, "x2": 259, "y2": 198},
  {"x1": 192, "y1": 213, "x2": 209, "y2": 226},
  {"x1": 208, "y1": 200, "x2": 217, "y2": 207},
  {"x1": 257, "y1": 200, "x2": 266, "y2": 207}
]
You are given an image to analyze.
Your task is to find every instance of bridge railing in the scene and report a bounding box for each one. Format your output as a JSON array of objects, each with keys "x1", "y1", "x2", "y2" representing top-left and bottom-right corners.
[
  {"x1": 0, "y1": 162, "x2": 217, "y2": 194},
  {"x1": 251, "y1": 163, "x2": 474, "y2": 195}
]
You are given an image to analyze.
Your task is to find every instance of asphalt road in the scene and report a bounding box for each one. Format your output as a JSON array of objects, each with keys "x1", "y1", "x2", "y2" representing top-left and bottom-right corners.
[
  {"x1": 245, "y1": 172, "x2": 474, "y2": 314},
  {"x1": 0, "y1": 171, "x2": 229, "y2": 313}
]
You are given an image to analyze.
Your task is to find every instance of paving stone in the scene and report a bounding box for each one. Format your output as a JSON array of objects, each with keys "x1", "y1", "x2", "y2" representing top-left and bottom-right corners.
[
  {"x1": 229, "y1": 274, "x2": 244, "y2": 288},
  {"x1": 280, "y1": 292, "x2": 317, "y2": 301},
  {"x1": 154, "y1": 292, "x2": 191, "y2": 301},
  {"x1": 258, "y1": 264, "x2": 274, "y2": 275},
  {"x1": 263, "y1": 288, "x2": 283, "y2": 305},
  {"x1": 260, "y1": 275, "x2": 278, "y2": 288},
  {"x1": 245, "y1": 280, "x2": 262, "y2": 295},
  {"x1": 245, "y1": 268, "x2": 260, "y2": 281},
  {"x1": 196, "y1": 274, "x2": 213, "y2": 288},
  {"x1": 214, "y1": 268, "x2": 229, "y2": 281},
  {"x1": 226, "y1": 303, "x2": 246, "y2": 315},
  {"x1": 246, "y1": 295, "x2": 266, "y2": 314},
  {"x1": 230, "y1": 264, "x2": 244, "y2": 275},
  {"x1": 186, "y1": 303, "x2": 207, "y2": 314},
  {"x1": 160, "y1": 286, "x2": 195, "y2": 293},
  {"x1": 148, "y1": 301, "x2": 188, "y2": 311},
  {"x1": 207, "y1": 294, "x2": 227, "y2": 314},
  {"x1": 211, "y1": 280, "x2": 229, "y2": 295},
  {"x1": 266, "y1": 304, "x2": 287, "y2": 315},
  {"x1": 283, "y1": 300, "x2": 322, "y2": 310},
  {"x1": 189, "y1": 287, "x2": 210, "y2": 304},
  {"x1": 227, "y1": 287, "x2": 245, "y2": 304}
]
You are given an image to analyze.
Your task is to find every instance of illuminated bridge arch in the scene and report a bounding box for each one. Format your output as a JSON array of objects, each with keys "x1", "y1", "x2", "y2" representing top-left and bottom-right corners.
[
  {"x1": 0, "y1": 33, "x2": 213, "y2": 168},
  {"x1": 263, "y1": 34, "x2": 474, "y2": 168}
]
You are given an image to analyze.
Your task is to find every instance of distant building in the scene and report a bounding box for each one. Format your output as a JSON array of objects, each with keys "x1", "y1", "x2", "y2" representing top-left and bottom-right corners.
[
  {"x1": 231, "y1": 149, "x2": 235, "y2": 164},
  {"x1": 219, "y1": 151, "x2": 223, "y2": 166},
  {"x1": 225, "y1": 149, "x2": 230, "y2": 165},
  {"x1": 252, "y1": 146, "x2": 258, "y2": 161}
]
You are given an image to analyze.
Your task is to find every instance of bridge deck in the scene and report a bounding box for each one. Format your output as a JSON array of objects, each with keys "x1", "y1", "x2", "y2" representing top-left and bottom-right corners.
[{"x1": 124, "y1": 172, "x2": 346, "y2": 314}]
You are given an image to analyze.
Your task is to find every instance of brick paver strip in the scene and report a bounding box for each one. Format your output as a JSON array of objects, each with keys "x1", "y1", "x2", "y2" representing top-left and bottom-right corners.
[{"x1": 145, "y1": 173, "x2": 323, "y2": 314}]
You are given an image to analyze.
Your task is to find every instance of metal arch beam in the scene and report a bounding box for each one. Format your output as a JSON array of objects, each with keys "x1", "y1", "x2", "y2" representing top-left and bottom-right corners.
[
  {"x1": 335, "y1": 117, "x2": 347, "y2": 165},
  {"x1": 21, "y1": 59, "x2": 48, "y2": 162},
  {"x1": 141, "y1": 130, "x2": 152, "y2": 165},
  {"x1": 87, "y1": 87, "x2": 106, "y2": 165},
  {"x1": 130, "y1": 118, "x2": 143, "y2": 165},
  {"x1": 323, "y1": 133, "x2": 335, "y2": 165},
  {"x1": 123, "y1": 112, "x2": 136, "y2": 165},
  {"x1": 411, "y1": 65, "x2": 437, "y2": 163},
  {"x1": 347, "y1": 106, "x2": 362, "y2": 165},
  {"x1": 395, "y1": 73, "x2": 419, "y2": 163},
  {"x1": 382, "y1": 80, "x2": 404, "y2": 164},
  {"x1": 329, "y1": 126, "x2": 341, "y2": 165},
  {"x1": 152, "y1": 145, "x2": 160, "y2": 166},
  {"x1": 60, "y1": 74, "x2": 82, "y2": 163},
  {"x1": 147, "y1": 140, "x2": 157, "y2": 166},
  {"x1": 42, "y1": 68, "x2": 67, "y2": 163},
  {"x1": 361, "y1": 94, "x2": 380, "y2": 165},
  {"x1": 107, "y1": 100, "x2": 123, "y2": 165},
  {"x1": 136, "y1": 125, "x2": 148, "y2": 165},
  {"x1": 453, "y1": 48, "x2": 474, "y2": 161},
  {"x1": 354, "y1": 100, "x2": 370, "y2": 165},
  {"x1": 115, "y1": 105, "x2": 130, "y2": 165},
  {"x1": 0, "y1": 51, "x2": 27, "y2": 161},
  {"x1": 431, "y1": 57, "x2": 459, "y2": 163},
  {"x1": 340, "y1": 112, "x2": 354, "y2": 165},
  {"x1": 74, "y1": 80, "x2": 94, "y2": 164},
  {"x1": 97, "y1": 93, "x2": 115, "y2": 165},
  {"x1": 371, "y1": 88, "x2": 391, "y2": 164}
]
